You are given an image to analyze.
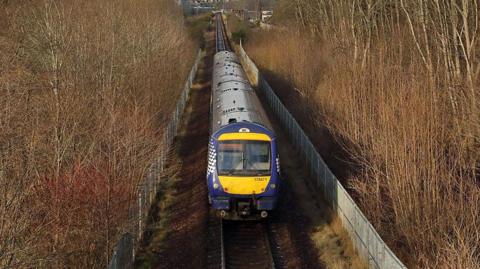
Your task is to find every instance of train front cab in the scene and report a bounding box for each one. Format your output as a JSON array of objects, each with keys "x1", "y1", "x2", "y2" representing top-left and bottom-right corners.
[{"x1": 207, "y1": 123, "x2": 280, "y2": 220}]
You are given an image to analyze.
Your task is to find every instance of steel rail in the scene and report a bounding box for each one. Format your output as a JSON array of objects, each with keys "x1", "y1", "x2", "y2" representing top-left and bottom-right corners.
[
  {"x1": 220, "y1": 221, "x2": 276, "y2": 269},
  {"x1": 215, "y1": 13, "x2": 231, "y2": 53}
]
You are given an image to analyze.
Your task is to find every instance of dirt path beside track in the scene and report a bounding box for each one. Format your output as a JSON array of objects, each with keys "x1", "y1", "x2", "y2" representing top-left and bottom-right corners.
[{"x1": 134, "y1": 29, "x2": 214, "y2": 269}]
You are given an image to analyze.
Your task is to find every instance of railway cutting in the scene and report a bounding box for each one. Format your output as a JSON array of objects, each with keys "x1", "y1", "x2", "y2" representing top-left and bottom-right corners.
[{"x1": 138, "y1": 12, "x2": 334, "y2": 269}]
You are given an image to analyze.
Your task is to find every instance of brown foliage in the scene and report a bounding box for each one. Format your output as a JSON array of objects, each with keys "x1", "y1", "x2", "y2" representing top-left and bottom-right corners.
[
  {"x1": 246, "y1": 0, "x2": 479, "y2": 267},
  {"x1": 0, "y1": 0, "x2": 195, "y2": 267}
]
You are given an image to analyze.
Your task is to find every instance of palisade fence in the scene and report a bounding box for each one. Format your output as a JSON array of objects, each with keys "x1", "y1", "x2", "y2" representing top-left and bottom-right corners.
[
  {"x1": 107, "y1": 49, "x2": 204, "y2": 269},
  {"x1": 235, "y1": 41, "x2": 407, "y2": 269}
]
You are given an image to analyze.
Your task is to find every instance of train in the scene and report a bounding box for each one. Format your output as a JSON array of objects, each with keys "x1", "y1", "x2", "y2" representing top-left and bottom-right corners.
[{"x1": 206, "y1": 13, "x2": 281, "y2": 220}]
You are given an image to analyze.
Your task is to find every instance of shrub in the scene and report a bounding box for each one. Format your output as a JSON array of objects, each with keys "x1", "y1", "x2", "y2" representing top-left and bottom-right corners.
[
  {"x1": 0, "y1": 0, "x2": 196, "y2": 267},
  {"x1": 246, "y1": 1, "x2": 479, "y2": 267}
]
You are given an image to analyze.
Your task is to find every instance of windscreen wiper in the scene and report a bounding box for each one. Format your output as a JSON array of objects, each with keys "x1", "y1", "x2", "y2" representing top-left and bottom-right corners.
[{"x1": 242, "y1": 152, "x2": 246, "y2": 170}]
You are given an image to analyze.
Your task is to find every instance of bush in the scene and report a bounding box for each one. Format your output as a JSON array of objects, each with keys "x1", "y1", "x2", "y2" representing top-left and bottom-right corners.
[
  {"x1": 0, "y1": 0, "x2": 196, "y2": 267},
  {"x1": 227, "y1": 14, "x2": 252, "y2": 44},
  {"x1": 186, "y1": 13, "x2": 212, "y2": 49},
  {"x1": 232, "y1": 29, "x2": 248, "y2": 44},
  {"x1": 246, "y1": 1, "x2": 479, "y2": 267}
]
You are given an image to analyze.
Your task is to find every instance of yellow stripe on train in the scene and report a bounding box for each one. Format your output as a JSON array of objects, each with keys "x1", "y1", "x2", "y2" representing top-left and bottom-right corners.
[
  {"x1": 218, "y1": 133, "x2": 271, "y2": 141},
  {"x1": 218, "y1": 176, "x2": 270, "y2": 195}
]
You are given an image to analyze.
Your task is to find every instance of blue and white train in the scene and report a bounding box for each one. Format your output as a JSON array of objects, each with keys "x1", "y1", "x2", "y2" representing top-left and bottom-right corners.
[{"x1": 207, "y1": 13, "x2": 281, "y2": 220}]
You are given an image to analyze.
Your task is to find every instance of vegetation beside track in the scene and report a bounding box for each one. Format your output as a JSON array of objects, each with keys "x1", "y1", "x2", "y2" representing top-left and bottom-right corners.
[
  {"x1": 186, "y1": 13, "x2": 212, "y2": 49},
  {"x1": 244, "y1": 1, "x2": 479, "y2": 267},
  {"x1": 226, "y1": 14, "x2": 253, "y2": 44},
  {"x1": 0, "y1": 1, "x2": 195, "y2": 267}
]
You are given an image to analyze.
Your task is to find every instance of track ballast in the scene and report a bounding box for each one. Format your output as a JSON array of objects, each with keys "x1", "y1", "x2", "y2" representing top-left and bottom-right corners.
[{"x1": 222, "y1": 221, "x2": 276, "y2": 269}]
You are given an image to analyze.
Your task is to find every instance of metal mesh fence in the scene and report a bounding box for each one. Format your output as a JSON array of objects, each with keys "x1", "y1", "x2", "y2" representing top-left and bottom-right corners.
[
  {"x1": 107, "y1": 49, "x2": 205, "y2": 269},
  {"x1": 236, "y1": 42, "x2": 407, "y2": 269}
]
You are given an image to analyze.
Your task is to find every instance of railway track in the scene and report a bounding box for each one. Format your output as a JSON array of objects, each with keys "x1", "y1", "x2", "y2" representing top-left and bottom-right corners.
[
  {"x1": 215, "y1": 13, "x2": 231, "y2": 52},
  {"x1": 206, "y1": 210, "x2": 278, "y2": 269},
  {"x1": 221, "y1": 221, "x2": 276, "y2": 269},
  {"x1": 208, "y1": 13, "x2": 277, "y2": 269}
]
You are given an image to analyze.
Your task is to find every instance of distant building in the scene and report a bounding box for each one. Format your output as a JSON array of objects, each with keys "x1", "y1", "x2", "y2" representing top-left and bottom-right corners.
[{"x1": 261, "y1": 10, "x2": 273, "y2": 22}]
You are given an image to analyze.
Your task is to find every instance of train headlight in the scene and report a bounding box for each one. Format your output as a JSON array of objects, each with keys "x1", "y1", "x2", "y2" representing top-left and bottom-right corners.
[
  {"x1": 213, "y1": 183, "x2": 220, "y2": 189},
  {"x1": 270, "y1": 184, "x2": 276, "y2": 189}
]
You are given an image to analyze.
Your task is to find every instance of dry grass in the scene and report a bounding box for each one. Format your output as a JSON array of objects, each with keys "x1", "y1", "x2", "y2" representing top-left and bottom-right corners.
[
  {"x1": 245, "y1": 3, "x2": 479, "y2": 267},
  {"x1": 0, "y1": 0, "x2": 195, "y2": 268},
  {"x1": 276, "y1": 122, "x2": 367, "y2": 269}
]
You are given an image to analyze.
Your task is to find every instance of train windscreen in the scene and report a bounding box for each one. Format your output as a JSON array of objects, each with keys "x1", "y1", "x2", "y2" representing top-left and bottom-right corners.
[{"x1": 217, "y1": 140, "x2": 271, "y2": 176}]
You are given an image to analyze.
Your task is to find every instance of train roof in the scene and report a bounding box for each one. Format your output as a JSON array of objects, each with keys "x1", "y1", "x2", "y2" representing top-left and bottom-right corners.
[{"x1": 211, "y1": 51, "x2": 273, "y2": 135}]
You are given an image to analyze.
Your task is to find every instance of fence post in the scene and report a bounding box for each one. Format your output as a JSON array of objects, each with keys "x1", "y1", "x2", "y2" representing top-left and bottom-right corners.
[{"x1": 137, "y1": 189, "x2": 142, "y2": 240}]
